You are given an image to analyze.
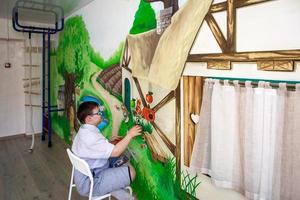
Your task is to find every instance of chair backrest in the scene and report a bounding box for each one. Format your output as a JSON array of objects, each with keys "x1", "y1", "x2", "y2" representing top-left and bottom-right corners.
[{"x1": 66, "y1": 148, "x2": 93, "y2": 179}]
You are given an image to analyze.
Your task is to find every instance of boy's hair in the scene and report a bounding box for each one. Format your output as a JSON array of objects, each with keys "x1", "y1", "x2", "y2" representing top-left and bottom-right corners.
[{"x1": 77, "y1": 101, "x2": 99, "y2": 124}]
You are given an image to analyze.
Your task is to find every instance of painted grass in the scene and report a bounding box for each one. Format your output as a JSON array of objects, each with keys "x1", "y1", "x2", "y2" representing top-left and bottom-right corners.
[{"x1": 118, "y1": 119, "x2": 200, "y2": 200}]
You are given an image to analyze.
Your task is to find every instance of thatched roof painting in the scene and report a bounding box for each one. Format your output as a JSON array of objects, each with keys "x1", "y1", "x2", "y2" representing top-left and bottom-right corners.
[{"x1": 97, "y1": 64, "x2": 122, "y2": 99}]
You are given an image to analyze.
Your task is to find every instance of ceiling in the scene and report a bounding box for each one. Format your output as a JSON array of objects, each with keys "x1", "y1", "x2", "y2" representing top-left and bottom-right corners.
[{"x1": 0, "y1": 0, "x2": 95, "y2": 20}]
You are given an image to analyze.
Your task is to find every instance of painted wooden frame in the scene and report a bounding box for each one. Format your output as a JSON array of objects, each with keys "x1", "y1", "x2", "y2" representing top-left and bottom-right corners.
[{"x1": 187, "y1": 0, "x2": 300, "y2": 71}]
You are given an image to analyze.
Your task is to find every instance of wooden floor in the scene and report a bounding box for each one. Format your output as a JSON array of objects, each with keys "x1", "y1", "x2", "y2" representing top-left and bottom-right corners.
[{"x1": 0, "y1": 133, "x2": 99, "y2": 200}]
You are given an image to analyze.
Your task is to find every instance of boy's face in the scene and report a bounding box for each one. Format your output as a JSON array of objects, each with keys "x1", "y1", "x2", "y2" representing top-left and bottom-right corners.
[{"x1": 85, "y1": 106, "x2": 103, "y2": 126}]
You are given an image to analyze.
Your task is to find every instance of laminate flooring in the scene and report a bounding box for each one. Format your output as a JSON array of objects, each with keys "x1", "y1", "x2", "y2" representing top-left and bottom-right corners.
[{"x1": 0, "y1": 134, "x2": 111, "y2": 200}]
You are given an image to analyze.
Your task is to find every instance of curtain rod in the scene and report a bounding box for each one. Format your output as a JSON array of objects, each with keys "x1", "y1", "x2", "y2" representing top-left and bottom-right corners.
[{"x1": 205, "y1": 77, "x2": 298, "y2": 90}]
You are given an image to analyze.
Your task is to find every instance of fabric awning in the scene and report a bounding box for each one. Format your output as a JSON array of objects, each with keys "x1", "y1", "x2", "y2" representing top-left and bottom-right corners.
[
  {"x1": 128, "y1": 30, "x2": 160, "y2": 80},
  {"x1": 128, "y1": 0, "x2": 213, "y2": 90}
]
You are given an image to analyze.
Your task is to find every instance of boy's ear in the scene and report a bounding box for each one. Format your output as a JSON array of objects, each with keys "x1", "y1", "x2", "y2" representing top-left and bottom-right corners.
[{"x1": 85, "y1": 116, "x2": 91, "y2": 123}]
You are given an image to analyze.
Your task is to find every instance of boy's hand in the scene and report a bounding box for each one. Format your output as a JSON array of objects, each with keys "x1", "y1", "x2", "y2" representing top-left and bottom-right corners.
[
  {"x1": 109, "y1": 136, "x2": 123, "y2": 145},
  {"x1": 127, "y1": 125, "x2": 142, "y2": 138}
]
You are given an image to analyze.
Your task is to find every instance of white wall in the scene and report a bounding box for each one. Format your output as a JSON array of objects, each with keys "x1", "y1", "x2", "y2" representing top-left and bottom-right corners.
[
  {"x1": 0, "y1": 39, "x2": 26, "y2": 136},
  {"x1": 69, "y1": 0, "x2": 140, "y2": 59},
  {"x1": 0, "y1": 18, "x2": 44, "y2": 137}
]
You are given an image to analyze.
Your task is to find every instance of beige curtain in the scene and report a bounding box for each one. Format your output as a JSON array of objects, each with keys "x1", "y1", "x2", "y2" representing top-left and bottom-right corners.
[
  {"x1": 273, "y1": 84, "x2": 300, "y2": 200},
  {"x1": 190, "y1": 79, "x2": 214, "y2": 173},
  {"x1": 190, "y1": 80, "x2": 300, "y2": 200}
]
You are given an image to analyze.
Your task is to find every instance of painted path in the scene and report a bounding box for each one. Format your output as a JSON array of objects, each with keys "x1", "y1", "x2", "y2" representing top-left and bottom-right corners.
[{"x1": 91, "y1": 71, "x2": 123, "y2": 137}]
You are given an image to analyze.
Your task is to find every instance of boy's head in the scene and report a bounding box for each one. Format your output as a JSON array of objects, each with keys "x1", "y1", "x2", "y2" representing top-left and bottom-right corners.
[{"x1": 77, "y1": 101, "x2": 102, "y2": 125}]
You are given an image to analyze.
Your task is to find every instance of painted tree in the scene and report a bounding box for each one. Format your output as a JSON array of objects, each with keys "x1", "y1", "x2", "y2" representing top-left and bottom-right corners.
[
  {"x1": 130, "y1": 0, "x2": 157, "y2": 34},
  {"x1": 56, "y1": 16, "x2": 91, "y2": 130}
]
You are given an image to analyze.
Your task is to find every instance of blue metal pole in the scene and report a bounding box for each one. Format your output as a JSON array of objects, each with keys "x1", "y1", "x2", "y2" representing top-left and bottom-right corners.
[
  {"x1": 47, "y1": 32, "x2": 52, "y2": 147},
  {"x1": 42, "y1": 33, "x2": 46, "y2": 141},
  {"x1": 11, "y1": 1, "x2": 65, "y2": 148}
]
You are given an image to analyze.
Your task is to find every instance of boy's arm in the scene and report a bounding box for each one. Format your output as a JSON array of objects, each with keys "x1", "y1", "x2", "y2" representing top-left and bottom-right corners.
[
  {"x1": 110, "y1": 125, "x2": 141, "y2": 157},
  {"x1": 109, "y1": 136, "x2": 123, "y2": 145}
]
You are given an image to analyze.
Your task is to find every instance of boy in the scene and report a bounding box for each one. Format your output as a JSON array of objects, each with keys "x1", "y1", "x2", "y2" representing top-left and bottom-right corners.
[{"x1": 72, "y1": 101, "x2": 141, "y2": 199}]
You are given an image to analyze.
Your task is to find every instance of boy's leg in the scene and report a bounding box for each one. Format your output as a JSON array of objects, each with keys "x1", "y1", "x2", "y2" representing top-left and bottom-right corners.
[
  {"x1": 111, "y1": 189, "x2": 134, "y2": 200},
  {"x1": 128, "y1": 163, "x2": 136, "y2": 181},
  {"x1": 92, "y1": 166, "x2": 132, "y2": 196},
  {"x1": 109, "y1": 150, "x2": 130, "y2": 168}
]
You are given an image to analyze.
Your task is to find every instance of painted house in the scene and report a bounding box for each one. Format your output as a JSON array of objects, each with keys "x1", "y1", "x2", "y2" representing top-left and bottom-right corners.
[{"x1": 0, "y1": 0, "x2": 299, "y2": 200}]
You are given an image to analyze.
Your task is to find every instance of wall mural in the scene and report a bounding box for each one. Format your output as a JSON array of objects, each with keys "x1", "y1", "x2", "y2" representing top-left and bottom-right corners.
[{"x1": 50, "y1": 0, "x2": 198, "y2": 199}]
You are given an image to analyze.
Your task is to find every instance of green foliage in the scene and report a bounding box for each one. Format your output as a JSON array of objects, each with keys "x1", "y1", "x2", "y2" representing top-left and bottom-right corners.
[
  {"x1": 118, "y1": 116, "x2": 135, "y2": 138},
  {"x1": 50, "y1": 49, "x2": 65, "y2": 104},
  {"x1": 50, "y1": 49, "x2": 70, "y2": 143},
  {"x1": 56, "y1": 15, "x2": 91, "y2": 88},
  {"x1": 90, "y1": 49, "x2": 105, "y2": 68},
  {"x1": 142, "y1": 121, "x2": 153, "y2": 134},
  {"x1": 133, "y1": 117, "x2": 153, "y2": 134},
  {"x1": 52, "y1": 113, "x2": 71, "y2": 144},
  {"x1": 119, "y1": 115, "x2": 153, "y2": 136},
  {"x1": 90, "y1": 42, "x2": 124, "y2": 70},
  {"x1": 181, "y1": 171, "x2": 201, "y2": 198},
  {"x1": 130, "y1": 0, "x2": 157, "y2": 34},
  {"x1": 103, "y1": 42, "x2": 124, "y2": 69}
]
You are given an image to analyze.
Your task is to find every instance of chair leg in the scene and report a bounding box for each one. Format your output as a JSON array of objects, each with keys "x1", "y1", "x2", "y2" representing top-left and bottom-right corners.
[
  {"x1": 68, "y1": 166, "x2": 75, "y2": 200},
  {"x1": 125, "y1": 186, "x2": 132, "y2": 195}
]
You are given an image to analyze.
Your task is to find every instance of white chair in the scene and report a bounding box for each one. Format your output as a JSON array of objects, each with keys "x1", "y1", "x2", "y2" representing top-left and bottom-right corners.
[{"x1": 66, "y1": 148, "x2": 132, "y2": 200}]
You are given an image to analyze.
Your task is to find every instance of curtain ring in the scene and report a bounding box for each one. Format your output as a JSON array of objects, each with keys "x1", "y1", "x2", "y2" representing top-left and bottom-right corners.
[
  {"x1": 245, "y1": 81, "x2": 252, "y2": 88},
  {"x1": 224, "y1": 80, "x2": 229, "y2": 86},
  {"x1": 279, "y1": 82, "x2": 287, "y2": 90},
  {"x1": 265, "y1": 82, "x2": 271, "y2": 89},
  {"x1": 258, "y1": 81, "x2": 265, "y2": 88},
  {"x1": 296, "y1": 84, "x2": 300, "y2": 92},
  {"x1": 214, "y1": 79, "x2": 220, "y2": 85}
]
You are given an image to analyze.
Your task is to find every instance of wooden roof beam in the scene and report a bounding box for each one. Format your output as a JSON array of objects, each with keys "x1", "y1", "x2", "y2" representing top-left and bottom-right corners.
[
  {"x1": 205, "y1": 13, "x2": 228, "y2": 53},
  {"x1": 175, "y1": 84, "x2": 181, "y2": 180},
  {"x1": 210, "y1": 0, "x2": 274, "y2": 13},
  {"x1": 227, "y1": 0, "x2": 236, "y2": 52},
  {"x1": 187, "y1": 50, "x2": 300, "y2": 62},
  {"x1": 151, "y1": 121, "x2": 176, "y2": 155},
  {"x1": 133, "y1": 77, "x2": 147, "y2": 107},
  {"x1": 152, "y1": 91, "x2": 175, "y2": 112}
]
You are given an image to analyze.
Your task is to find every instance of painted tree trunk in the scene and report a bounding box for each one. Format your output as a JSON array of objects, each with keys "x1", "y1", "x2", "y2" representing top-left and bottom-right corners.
[{"x1": 64, "y1": 72, "x2": 78, "y2": 135}]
